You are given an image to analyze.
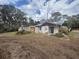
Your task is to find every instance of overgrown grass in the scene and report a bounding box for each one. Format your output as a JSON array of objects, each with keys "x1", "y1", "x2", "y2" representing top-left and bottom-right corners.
[
  {"x1": 1, "y1": 30, "x2": 79, "y2": 41},
  {"x1": 16, "y1": 31, "x2": 31, "y2": 35},
  {"x1": 68, "y1": 31, "x2": 79, "y2": 40},
  {"x1": 1, "y1": 32, "x2": 17, "y2": 36},
  {"x1": 0, "y1": 31, "x2": 43, "y2": 37},
  {"x1": 54, "y1": 32, "x2": 64, "y2": 38}
]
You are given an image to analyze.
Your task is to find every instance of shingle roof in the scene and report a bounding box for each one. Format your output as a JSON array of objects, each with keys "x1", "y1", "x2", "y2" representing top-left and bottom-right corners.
[{"x1": 36, "y1": 21, "x2": 61, "y2": 27}]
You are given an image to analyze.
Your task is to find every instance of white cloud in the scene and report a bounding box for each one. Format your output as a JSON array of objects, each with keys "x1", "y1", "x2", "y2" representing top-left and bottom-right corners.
[
  {"x1": 0, "y1": 0, "x2": 19, "y2": 5},
  {"x1": 0, "y1": 0, "x2": 79, "y2": 21},
  {"x1": 19, "y1": 0, "x2": 79, "y2": 21},
  {"x1": 59, "y1": 0, "x2": 79, "y2": 15}
]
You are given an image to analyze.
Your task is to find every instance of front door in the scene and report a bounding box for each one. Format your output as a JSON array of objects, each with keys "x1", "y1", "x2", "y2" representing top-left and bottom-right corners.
[{"x1": 49, "y1": 27, "x2": 54, "y2": 33}]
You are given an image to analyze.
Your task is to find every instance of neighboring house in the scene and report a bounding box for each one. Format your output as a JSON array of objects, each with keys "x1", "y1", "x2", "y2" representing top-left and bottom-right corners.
[{"x1": 35, "y1": 22, "x2": 61, "y2": 34}]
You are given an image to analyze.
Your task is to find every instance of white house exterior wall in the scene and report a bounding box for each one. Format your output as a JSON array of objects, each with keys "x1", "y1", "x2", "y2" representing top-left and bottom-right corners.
[
  {"x1": 53, "y1": 26, "x2": 59, "y2": 34},
  {"x1": 41, "y1": 26, "x2": 49, "y2": 33},
  {"x1": 35, "y1": 25, "x2": 60, "y2": 34},
  {"x1": 35, "y1": 27, "x2": 41, "y2": 33}
]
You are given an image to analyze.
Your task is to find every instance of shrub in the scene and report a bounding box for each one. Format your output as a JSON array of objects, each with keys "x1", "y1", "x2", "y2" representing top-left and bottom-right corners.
[
  {"x1": 25, "y1": 31, "x2": 31, "y2": 34},
  {"x1": 54, "y1": 32, "x2": 64, "y2": 38},
  {"x1": 16, "y1": 30, "x2": 25, "y2": 35},
  {"x1": 59, "y1": 26, "x2": 69, "y2": 35},
  {"x1": 16, "y1": 31, "x2": 31, "y2": 35}
]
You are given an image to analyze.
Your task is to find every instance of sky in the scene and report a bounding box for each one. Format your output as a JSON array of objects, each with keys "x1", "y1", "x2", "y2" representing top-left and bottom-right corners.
[{"x1": 0, "y1": 0, "x2": 79, "y2": 21}]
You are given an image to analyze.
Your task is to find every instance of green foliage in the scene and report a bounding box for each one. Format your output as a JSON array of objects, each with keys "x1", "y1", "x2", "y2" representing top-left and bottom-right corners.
[
  {"x1": 28, "y1": 18, "x2": 40, "y2": 25},
  {"x1": 63, "y1": 16, "x2": 79, "y2": 30},
  {"x1": 0, "y1": 5, "x2": 27, "y2": 33},
  {"x1": 16, "y1": 31, "x2": 31, "y2": 35},
  {"x1": 16, "y1": 30, "x2": 26, "y2": 35},
  {"x1": 34, "y1": 21, "x2": 40, "y2": 25},
  {"x1": 51, "y1": 12, "x2": 61, "y2": 22},
  {"x1": 29, "y1": 18, "x2": 35, "y2": 25}
]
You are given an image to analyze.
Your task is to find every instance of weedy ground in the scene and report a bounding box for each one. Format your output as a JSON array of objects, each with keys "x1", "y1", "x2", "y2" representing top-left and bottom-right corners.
[{"x1": 0, "y1": 31, "x2": 79, "y2": 59}]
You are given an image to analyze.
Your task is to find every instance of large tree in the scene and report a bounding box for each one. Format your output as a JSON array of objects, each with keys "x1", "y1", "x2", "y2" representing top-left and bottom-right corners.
[
  {"x1": 0, "y1": 5, "x2": 27, "y2": 32},
  {"x1": 49, "y1": 12, "x2": 61, "y2": 22},
  {"x1": 29, "y1": 18, "x2": 35, "y2": 25},
  {"x1": 63, "y1": 15, "x2": 79, "y2": 30}
]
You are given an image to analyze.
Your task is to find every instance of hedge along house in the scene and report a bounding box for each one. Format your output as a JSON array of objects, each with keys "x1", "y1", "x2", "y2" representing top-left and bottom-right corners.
[{"x1": 35, "y1": 22, "x2": 61, "y2": 34}]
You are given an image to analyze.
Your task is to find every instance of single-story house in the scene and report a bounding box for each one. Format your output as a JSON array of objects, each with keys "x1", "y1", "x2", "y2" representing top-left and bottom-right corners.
[
  {"x1": 18, "y1": 22, "x2": 61, "y2": 34},
  {"x1": 35, "y1": 22, "x2": 61, "y2": 34},
  {"x1": 28, "y1": 26, "x2": 35, "y2": 32}
]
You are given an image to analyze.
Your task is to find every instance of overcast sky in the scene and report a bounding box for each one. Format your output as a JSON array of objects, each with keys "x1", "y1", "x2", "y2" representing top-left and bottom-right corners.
[{"x1": 0, "y1": 0, "x2": 79, "y2": 21}]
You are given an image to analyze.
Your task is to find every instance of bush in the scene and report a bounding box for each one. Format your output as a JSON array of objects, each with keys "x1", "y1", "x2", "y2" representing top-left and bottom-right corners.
[
  {"x1": 16, "y1": 30, "x2": 25, "y2": 35},
  {"x1": 54, "y1": 32, "x2": 64, "y2": 38},
  {"x1": 16, "y1": 31, "x2": 31, "y2": 35},
  {"x1": 25, "y1": 31, "x2": 31, "y2": 34},
  {"x1": 59, "y1": 26, "x2": 69, "y2": 35}
]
